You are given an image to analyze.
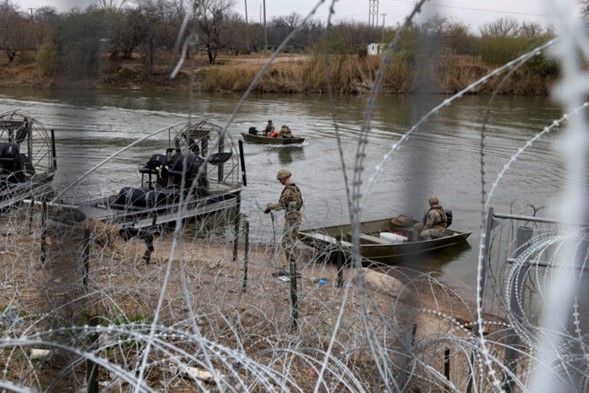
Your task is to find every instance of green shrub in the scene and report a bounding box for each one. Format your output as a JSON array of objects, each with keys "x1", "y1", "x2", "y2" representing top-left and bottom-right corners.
[{"x1": 36, "y1": 41, "x2": 59, "y2": 76}]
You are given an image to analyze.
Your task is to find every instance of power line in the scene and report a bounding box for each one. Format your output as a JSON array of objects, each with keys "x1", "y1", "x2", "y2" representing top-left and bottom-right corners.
[{"x1": 390, "y1": 0, "x2": 547, "y2": 18}]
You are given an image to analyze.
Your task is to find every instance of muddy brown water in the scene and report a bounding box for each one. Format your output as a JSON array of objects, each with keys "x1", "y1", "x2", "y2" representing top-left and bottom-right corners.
[{"x1": 0, "y1": 88, "x2": 568, "y2": 293}]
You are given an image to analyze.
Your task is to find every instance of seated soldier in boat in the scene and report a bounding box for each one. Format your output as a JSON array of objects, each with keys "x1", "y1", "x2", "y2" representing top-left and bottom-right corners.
[
  {"x1": 263, "y1": 120, "x2": 275, "y2": 136},
  {"x1": 279, "y1": 125, "x2": 293, "y2": 138},
  {"x1": 415, "y1": 195, "x2": 448, "y2": 240}
]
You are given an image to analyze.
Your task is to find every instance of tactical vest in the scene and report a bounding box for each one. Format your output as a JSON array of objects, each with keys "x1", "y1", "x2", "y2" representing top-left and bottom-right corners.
[{"x1": 281, "y1": 183, "x2": 303, "y2": 211}]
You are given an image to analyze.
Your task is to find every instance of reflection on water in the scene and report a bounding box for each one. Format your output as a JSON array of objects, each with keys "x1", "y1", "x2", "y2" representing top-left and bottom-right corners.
[
  {"x1": 276, "y1": 146, "x2": 304, "y2": 165},
  {"x1": 395, "y1": 240, "x2": 473, "y2": 275}
]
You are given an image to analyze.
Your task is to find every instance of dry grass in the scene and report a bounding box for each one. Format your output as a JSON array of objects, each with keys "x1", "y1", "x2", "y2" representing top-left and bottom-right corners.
[
  {"x1": 0, "y1": 205, "x2": 515, "y2": 391},
  {"x1": 0, "y1": 51, "x2": 555, "y2": 95}
]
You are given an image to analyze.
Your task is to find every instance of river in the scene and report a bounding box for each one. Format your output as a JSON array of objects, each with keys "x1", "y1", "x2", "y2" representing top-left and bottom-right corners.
[{"x1": 0, "y1": 88, "x2": 568, "y2": 292}]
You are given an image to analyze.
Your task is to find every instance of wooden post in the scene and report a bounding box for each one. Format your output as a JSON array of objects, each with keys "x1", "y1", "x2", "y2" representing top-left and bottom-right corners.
[
  {"x1": 242, "y1": 219, "x2": 249, "y2": 293},
  {"x1": 86, "y1": 316, "x2": 99, "y2": 393},
  {"x1": 40, "y1": 200, "x2": 47, "y2": 265},
  {"x1": 82, "y1": 229, "x2": 91, "y2": 291},
  {"x1": 142, "y1": 215, "x2": 157, "y2": 264}
]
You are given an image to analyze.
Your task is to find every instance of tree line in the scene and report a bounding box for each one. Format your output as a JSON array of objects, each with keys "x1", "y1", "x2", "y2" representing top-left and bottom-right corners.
[{"x1": 0, "y1": 0, "x2": 557, "y2": 84}]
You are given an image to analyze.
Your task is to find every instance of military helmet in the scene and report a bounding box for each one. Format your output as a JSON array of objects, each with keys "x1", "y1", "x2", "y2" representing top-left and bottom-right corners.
[
  {"x1": 276, "y1": 168, "x2": 292, "y2": 181},
  {"x1": 428, "y1": 195, "x2": 439, "y2": 205}
]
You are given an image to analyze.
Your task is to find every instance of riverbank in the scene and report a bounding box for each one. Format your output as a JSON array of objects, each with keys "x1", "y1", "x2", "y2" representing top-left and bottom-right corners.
[
  {"x1": 0, "y1": 52, "x2": 556, "y2": 95},
  {"x1": 0, "y1": 213, "x2": 506, "y2": 391}
]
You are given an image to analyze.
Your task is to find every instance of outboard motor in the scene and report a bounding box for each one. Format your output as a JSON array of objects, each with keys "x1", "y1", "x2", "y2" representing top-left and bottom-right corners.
[{"x1": 248, "y1": 127, "x2": 258, "y2": 135}]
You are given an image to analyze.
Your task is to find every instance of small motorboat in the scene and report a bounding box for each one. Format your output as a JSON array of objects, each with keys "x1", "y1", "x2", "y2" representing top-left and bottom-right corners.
[
  {"x1": 299, "y1": 217, "x2": 471, "y2": 265},
  {"x1": 0, "y1": 110, "x2": 57, "y2": 210},
  {"x1": 241, "y1": 132, "x2": 305, "y2": 145}
]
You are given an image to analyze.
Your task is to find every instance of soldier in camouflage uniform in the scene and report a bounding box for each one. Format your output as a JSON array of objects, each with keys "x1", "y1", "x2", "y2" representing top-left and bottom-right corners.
[
  {"x1": 418, "y1": 195, "x2": 448, "y2": 240},
  {"x1": 265, "y1": 168, "x2": 303, "y2": 265}
]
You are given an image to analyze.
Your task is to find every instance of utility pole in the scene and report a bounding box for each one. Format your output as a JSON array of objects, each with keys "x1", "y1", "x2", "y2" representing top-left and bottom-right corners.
[
  {"x1": 28, "y1": 8, "x2": 34, "y2": 20},
  {"x1": 368, "y1": 0, "x2": 379, "y2": 28},
  {"x1": 263, "y1": 0, "x2": 268, "y2": 52},
  {"x1": 381, "y1": 13, "x2": 387, "y2": 45},
  {"x1": 244, "y1": 0, "x2": 249, "y2": 52}
]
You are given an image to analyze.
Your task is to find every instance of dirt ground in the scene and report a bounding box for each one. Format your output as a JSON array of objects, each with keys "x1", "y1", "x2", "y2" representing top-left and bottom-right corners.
[
  {"x1": 0, "y1": 52, "x2": 309, "y2": 91},
  {"x1": 0, "y1": 210, "x2": 511, "y2": 391}
]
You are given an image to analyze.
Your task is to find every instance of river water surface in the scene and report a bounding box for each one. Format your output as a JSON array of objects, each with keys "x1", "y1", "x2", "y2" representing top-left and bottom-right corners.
[{"x1": 0, "y1": 88, "x2": 568, "y2": 292}]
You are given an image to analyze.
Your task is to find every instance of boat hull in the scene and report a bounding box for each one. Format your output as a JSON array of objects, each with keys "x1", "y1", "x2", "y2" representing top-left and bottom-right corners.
[
  {"x1": 77, "y1": 188, "x2": 242, "y2": 230},
  {"x1": 299, "y1": 217, "x2": 471, "y2": 265},
  {"x1": 241, "y1": 133, "x2": 305, "y2": 145}
]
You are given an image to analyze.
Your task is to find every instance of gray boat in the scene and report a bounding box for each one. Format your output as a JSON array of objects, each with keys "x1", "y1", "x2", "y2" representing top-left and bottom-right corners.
[
  {"x1": 299, "y1": 217, "x2": 471, "y2": 265},
  {"x1": 241, "y1": 132, "x2": 305, "y2": 145}
]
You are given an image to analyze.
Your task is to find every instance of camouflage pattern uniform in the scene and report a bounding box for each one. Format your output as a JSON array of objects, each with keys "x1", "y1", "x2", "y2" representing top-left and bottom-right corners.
[
  {"x1": 267, "y1": 183, "x2": 303, "y2": 262},
  {"x1": 280, "y1": 125, "x2": 293, "y2": 138},
  {"x1": 419, "y1": 205, "x2": 447, "y2": 240}
]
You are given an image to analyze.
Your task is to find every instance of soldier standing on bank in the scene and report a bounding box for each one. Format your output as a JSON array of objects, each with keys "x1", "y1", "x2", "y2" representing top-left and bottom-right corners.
[{"x1": 264, "y1": 168, "x2": 303, "y2": 267}]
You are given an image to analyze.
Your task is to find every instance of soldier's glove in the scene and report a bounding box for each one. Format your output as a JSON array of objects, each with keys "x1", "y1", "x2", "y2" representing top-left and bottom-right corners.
[{"x1": 264, "y1": 204, "x2": 272, "y2": 214}]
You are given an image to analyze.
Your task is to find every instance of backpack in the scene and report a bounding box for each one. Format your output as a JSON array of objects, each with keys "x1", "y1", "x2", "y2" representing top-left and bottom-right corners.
[{"x1": 445, "y1": 209, "x2": 453, "y2": 228}]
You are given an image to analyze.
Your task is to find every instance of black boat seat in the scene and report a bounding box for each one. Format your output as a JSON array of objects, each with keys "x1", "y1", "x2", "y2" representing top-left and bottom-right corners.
[
  {"x1": 139, "y1": 154, "x2": 167, "y2": 188},
  {"x1": 140, "y1": 153, "x2": 167, "y2": 172},
  {"x1": 167, "y1": 154, "x2": 198, "y2": 184},
  {"x1": 111, "y1": 187, "x2": 172, "y2": 210},
  {"x1": 207, "y1": 152, "x2": 232, "y2": 165},
  {"x1": 111, "y1": 187, "x2": 147, "y2": 209},
  {"x1": 0, "y1": 143, "x2": 34, "y2": 181},
  {"x1": 0, "y1": 143, "x2": 20, "y2": 162}
]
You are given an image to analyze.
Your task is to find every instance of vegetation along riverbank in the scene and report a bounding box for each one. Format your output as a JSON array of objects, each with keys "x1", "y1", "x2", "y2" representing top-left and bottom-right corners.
[{"x1": 0, "y1": 1, "x2": 557, "y2": 95}]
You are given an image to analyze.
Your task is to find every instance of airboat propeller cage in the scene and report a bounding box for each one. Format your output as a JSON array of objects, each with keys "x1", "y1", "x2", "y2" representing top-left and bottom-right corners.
[
  {"x1": 0, "y1": 111, "x2": 56, "y2": 209},
  {"x1": 171, "y1": 120, "x2": 240, "y2": 187},
  {"x1": 0, "y1": 111, "x2": 56, "y2": 176}
]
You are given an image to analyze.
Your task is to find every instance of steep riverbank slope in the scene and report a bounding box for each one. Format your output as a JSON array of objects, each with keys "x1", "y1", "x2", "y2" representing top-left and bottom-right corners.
[{"x1": 0, "y1": 52, "x2": 556, "y2": 95}]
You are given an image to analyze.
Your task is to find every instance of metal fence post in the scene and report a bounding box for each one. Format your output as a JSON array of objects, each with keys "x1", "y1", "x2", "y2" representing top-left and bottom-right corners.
[
  {"x1": 232, "y1": 199, "x2": 241, "y2": 261},
  {"x1": 336, "y1": 236, "x2": 344, "y2": 288},
  {"x1": 28, "y1": 196, "x2": 34, "y2": 232},
  {"x1": 468, "y1": 207, "x2": 495, "y2": 393},
  {"x1": 82, "y1": 229, "x2": 91, "y2": 291},
  {"x1": 242, "y1": 219, "x2": 249, "y2": 293},
  {"x1": 40, "y1": 199, "x2": 47, "y2": 266},
  {"x1": 503, "y1": 226, "x2": 533, "y2": 392},
  {"x1": 86, "y1": 316, "x2": 99, "y2": 393},
  {"x1": 289, "y1": 260, "x2": 299, "y2": 332}
]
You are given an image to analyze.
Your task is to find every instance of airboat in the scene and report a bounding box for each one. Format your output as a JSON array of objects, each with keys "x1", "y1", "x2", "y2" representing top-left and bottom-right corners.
[
  {"x1": 75, "y1": 120, "x2": 245, "y2": 237},
  {"x1": 0, "y1": 110, "x2": 57, "y2": 210}
]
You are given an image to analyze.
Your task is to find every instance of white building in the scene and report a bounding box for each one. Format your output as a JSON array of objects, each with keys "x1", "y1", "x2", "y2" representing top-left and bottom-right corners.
[{"x1": 367, "y1": 43, "x2": 387, "y2": 55}]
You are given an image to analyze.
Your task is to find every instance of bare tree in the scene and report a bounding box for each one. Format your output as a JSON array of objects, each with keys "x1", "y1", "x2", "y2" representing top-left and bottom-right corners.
[
  {"x1": 194, "y1": 0, "x2": 236, "y2": 63},
  {"x1": 91, "y1": 0, "x2": 130, "y2": 9},
  {"x1": 479, "y1": 17, "x2": 520, "y2": 38},
  {"x1": 518, "y1": 21, "x2": 550, "y2": 38},
  {"x1": 0, "y1": 0, "x2": 29, "y2": 62}
]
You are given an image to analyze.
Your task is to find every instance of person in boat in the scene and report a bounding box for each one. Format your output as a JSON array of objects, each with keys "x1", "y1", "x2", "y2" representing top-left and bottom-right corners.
[
  {"x1": 264, "y1": 120, "x2": 275, "y2": 136},
  {"x1": 279, "y1": 125, "x2": 293, "y2": 138},
  {"x1": 416, "y1": 195, "x2": 448, "y2": 240},
  {"x1": 264, "y1": 168, "x2": 303, "y2": 266}
]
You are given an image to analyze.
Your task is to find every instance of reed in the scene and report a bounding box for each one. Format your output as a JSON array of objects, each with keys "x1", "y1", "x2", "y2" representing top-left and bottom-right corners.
[{"x1": 192, "y1": 50, "x2": 557, "y2": 95}]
